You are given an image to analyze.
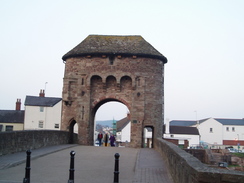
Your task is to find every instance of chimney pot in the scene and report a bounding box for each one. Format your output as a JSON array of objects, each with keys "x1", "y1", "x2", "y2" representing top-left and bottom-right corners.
[
  {"x1": 16, "y1": 99, "x2": 21, "y2": 110},
  {"x1": 39, "y1": 89, "x2": 45, "y2": 97}
]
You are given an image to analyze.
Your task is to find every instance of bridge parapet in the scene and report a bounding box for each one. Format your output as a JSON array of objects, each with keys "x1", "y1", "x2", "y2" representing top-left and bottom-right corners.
[
  {"x1": 0, "y1": 130, "x2": 78, "y2": 156},
  {"x1": 155, "y1": 138, "x2": 244, "y2": 183}
]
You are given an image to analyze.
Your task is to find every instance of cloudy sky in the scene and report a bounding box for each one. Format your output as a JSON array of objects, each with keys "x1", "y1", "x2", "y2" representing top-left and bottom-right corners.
[{"x1": 1, "y1": 0, "x2": 243, "y2": 121}]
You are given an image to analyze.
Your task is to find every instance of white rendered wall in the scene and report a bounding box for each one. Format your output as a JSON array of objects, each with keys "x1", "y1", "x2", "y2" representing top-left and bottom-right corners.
[
  {"x1": 121, "y1": 122, "x2": 131, "y2": 142},
  {"x1": 24, "y1": 101, "x2": 61, "y2": 130},
  {"x1": 198, "y1": 118, "x2": 223, "y2": 145},
  {"x1": 163, "y1": 133, "x2": 199, "y2": 147},
  {"x1": 222, "y1": 125, "x2": 244, "y2": 141}
]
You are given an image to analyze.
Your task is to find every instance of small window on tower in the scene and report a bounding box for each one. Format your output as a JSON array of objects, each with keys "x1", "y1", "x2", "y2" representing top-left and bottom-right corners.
[
  {"x1": 109, "y1": 56, "x2": 114, "y2": 65},
  {"x1": 210, "y1": 128, "x2": 213, "y2": 133}
]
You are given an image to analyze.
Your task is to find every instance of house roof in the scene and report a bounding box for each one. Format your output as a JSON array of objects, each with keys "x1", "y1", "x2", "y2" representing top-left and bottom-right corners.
[
  {"x1": 25, "y1": 96, "x2": 62, "y2": 107},
  {"x1": 62, "y1": 35, "x2": 167, "y2": 63},
  {"x1": 214, "y1": 118, "x2": 244, "y2": 126},
  {"x1": 116, "y1": 117, "x2": 130, "y2": 132},
  {"x1": 170, "y1": 120, "x2": 197, "y2": 126},
  {"x1": 169, "y1": 126, "x2": 199, "y2": 135},
  {"x1": 0, "y1": 110, "x2": 25, "y2": 123},
  {"x1": 170, "y1": 118, "x2": 244, "y2": 126}
]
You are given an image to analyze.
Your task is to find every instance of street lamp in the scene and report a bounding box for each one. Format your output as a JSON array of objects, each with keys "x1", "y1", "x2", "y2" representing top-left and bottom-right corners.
[{"x1": 237, "y1": 134, "x2": 240, "y2": 151}]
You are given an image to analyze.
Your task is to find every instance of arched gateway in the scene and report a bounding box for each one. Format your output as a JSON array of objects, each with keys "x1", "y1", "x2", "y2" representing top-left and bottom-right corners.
[{"x1": 61, "y1": 35, "x2": 167, "y2": 148}]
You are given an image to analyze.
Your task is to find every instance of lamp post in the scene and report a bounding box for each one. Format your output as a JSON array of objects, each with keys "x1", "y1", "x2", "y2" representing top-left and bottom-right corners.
[{"x1": 237, "y1": 134, "x2": 240, "y2": 151}]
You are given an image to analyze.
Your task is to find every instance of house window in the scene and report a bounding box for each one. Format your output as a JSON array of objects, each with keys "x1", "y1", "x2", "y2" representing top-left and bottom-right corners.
[
  {"x1": 6, "y1": 125, "x2": 13, "y2": 131},
  {"x1": 232, "y1": 127, "x2": 235, "y2": 132},
  {"x1": 40, "y1": 107, "x2": 44, "y2": 112},
  {"x1": 39, "y1": 121, "x2": 44, "y2": 128},
  {"x1": 54, "y1": 124, "x2": 59, "y2": 129},
  {"x1": 226, "y1": 127, "x2": 229, "y2": 131},
  {"x1": 170, "y1": 134, "x2": 174, "y2": 138},
  {"x1": 210, "y1": 128, "x2": 213, "y2": 133}
]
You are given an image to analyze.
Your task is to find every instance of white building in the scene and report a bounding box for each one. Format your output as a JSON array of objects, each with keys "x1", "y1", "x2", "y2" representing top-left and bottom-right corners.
[
  {"x1": 116, "y1": 116, "x2": 131, "y2": 143},
  {"x1": 24, "y1": 90, "x2": 62, "y2": 130},
  {"x1": 164, "y1": 124, "x2": 200, "y2": 148},
  {"x1": 170, "y1": 118, "x2": 244, "y2": 149}
]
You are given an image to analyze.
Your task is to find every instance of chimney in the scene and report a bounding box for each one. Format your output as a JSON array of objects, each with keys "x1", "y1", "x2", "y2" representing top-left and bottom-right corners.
[
  {"x1": 39, "y1": 89, "x2": 45, "y2": 97},
  {"x1": 16, "y1": 99, "x2": 21, "y2": 111}
]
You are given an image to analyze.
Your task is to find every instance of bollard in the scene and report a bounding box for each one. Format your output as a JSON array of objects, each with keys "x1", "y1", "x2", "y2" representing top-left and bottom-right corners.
[
  {"x1": 23, "y1": 150, "x2": 31, "y2": 183},
  {"x1": 68, "y1": 150, "x2": 76, "y2": 183},
  {"x1": 113, "y1": 153, "x2": 120, "y2": 183}
]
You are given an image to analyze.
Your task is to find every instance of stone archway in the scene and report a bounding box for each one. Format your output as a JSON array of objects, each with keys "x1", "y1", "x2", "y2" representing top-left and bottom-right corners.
[
  {"x1": 68, "y1": 119, "x2": 77, "y2": 144},
  {"x1": 61, "y1": 35, "x2": 167, "y2": 148}
]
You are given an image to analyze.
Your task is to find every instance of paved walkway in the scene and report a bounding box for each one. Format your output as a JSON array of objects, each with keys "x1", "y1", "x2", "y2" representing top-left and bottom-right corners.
[{"x1": 0, "y1": 145, "x2": 173, "y2": 183}]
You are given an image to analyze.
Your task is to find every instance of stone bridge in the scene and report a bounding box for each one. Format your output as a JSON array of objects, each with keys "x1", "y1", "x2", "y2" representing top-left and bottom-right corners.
[{"x1": 1, "y1": 131, "x2": 244, "y2": 183}]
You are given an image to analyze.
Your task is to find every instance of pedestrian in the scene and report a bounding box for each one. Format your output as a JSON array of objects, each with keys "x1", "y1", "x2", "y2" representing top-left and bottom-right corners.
[
  {"x1": 97, "y1": 132, "x2": 103, "y2": 146},
  {"x1": 104, "y1": 133, "x2": 109, "y2": 147},
  {"x1": 109, "y1": 134, "x2": 116, "y2": 147}
]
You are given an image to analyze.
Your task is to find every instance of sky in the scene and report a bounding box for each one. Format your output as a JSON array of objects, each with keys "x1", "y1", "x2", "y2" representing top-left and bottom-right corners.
[{"x1": 1, "y1": 0, "x2": 244, "y2": 121}]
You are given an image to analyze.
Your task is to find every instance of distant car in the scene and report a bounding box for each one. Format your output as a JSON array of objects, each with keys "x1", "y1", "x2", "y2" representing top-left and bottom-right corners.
[{"x1": 228, "y1": 148, "x2": 237, "y2": 153}]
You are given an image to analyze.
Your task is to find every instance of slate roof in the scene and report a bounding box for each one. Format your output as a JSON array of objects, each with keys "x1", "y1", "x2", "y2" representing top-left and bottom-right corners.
[
  {"x1": 62, "y1": 35, "x2": 167, "y2": 63},
  {"x1": 116, "y1": 117, "x2": 130, "y2": 132},
  {"x1": 25, "y1": 96, "x2": 62, "y2": 107},
  {"x1": 214, "y1": 118, "x2": 244, "y2": 126},
  {"x1": 170, "y1": 126, "x2": 199, "y2": 135},
  {"x1": 170, "y1": 118, "x2": 244, "y2": 126},
  {"x1": 0, "y1": 110, "x2": 25, "y2": 123},
  {"x1": 170, "y1": 120, "x2": 197, "y2": 127}
]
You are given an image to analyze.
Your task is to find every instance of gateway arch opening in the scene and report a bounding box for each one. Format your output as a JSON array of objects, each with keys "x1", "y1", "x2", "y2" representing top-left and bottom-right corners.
[{"x1": 94, "y1": 101, "x2": 130, "y2": 146}]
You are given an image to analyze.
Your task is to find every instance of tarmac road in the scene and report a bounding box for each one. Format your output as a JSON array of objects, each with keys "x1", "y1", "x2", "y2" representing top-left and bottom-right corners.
[{"x1": 0, "y1": 145, "x2": 139, "y2": 183}]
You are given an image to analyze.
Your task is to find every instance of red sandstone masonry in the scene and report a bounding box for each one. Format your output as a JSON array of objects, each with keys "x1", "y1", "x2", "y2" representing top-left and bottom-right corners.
[{"x1": 61, "y1": 56, "x2": 165, "y2": 148}]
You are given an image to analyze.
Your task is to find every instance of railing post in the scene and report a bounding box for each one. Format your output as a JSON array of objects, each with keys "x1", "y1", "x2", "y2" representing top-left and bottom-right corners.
[
  {"x1": 23, "y1": 150, "x2": 31, "y2": 183},
  {"x1": 113, "y1": 153, "x2": 120, "y2": 183},
  {"x1": 68, "y1": 150, "x2": 75, "y2": 183}
]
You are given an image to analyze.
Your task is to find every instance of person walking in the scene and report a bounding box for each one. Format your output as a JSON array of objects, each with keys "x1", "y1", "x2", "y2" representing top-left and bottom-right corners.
[
  {"x1": 104, "y1": 133, "x2": 109, "y2": 147},
  {"x1": 97, "y1": 132, "x2": 103, "y2": 146},
  {"x1": 109, "y1": 134, "x2": 116, "y2": 147}
]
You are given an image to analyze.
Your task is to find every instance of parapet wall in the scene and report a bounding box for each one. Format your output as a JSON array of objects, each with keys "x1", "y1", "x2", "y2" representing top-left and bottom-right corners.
[
  {"x1": 0, "y1": 130, "x2": 78, "y2": 156},
  {"x1": 155, "y1": 138, "x2": 244, "y2": 183}
]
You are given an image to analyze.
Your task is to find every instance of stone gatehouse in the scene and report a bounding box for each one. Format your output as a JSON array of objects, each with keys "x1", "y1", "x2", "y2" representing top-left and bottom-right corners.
[{"x1": 61, "y1": 35, "x2": 167, "y2": 148}]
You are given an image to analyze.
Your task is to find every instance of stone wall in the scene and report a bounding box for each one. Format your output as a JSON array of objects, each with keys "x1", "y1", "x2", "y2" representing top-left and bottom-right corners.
[
  {"x1": 184, "y1": 149, "x2": 207, "y2": 163},
  {"x1": 155, "y1": 138, "x2": 244, "y2": 183},
  {"x1": 0, "y1": 130, "x2": 78, "y2": 156}
]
